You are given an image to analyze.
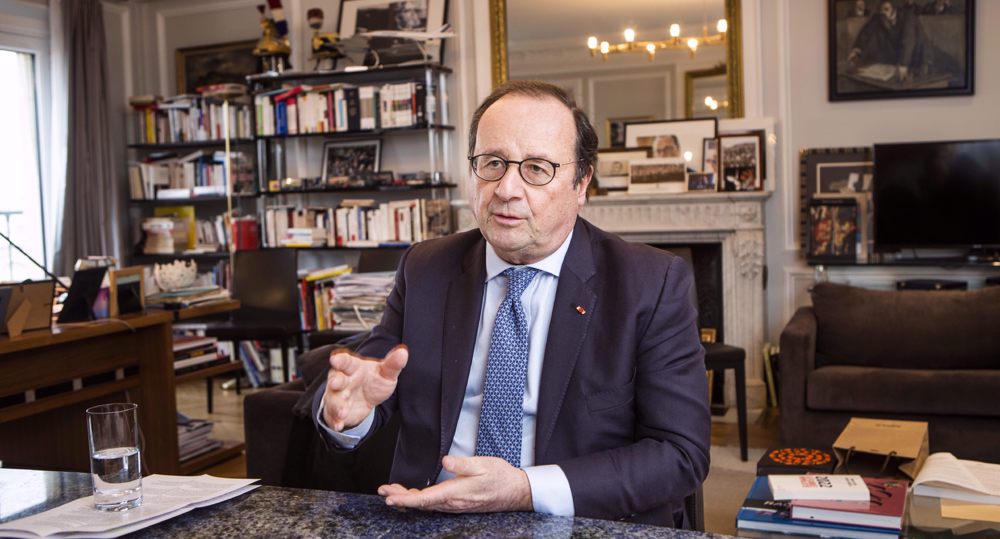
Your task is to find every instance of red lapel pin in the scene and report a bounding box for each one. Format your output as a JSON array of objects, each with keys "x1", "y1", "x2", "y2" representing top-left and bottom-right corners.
[{"x1": 575, "y1": 305, "x2": 587, "y2": 315}]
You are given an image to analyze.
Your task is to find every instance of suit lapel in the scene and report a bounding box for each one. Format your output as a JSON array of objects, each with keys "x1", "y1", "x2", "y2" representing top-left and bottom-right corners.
[
  {"x1": 438, "y1": 239, "x2": 487, "y2": 458},
  {"x1": 535, "y1": 219, "x2": 597, "y2": 462}
]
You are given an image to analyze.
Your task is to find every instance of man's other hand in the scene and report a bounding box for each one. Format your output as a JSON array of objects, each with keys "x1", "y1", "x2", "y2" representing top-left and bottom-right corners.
[
  {"x1": 321, "y1": 345, "x2": 408, "y2": 431},
  {"x1": 377, "y1": 456, "x2": 533, "y2": 513}
]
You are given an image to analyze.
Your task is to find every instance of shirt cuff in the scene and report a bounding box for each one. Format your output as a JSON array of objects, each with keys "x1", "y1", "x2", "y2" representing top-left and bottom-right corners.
[
  {"x1": 523, "y1": 464, "x2": 575, "y2": 516},
  {"x1": 315, "y1": 394, "x2": 376, "y2": 448}
]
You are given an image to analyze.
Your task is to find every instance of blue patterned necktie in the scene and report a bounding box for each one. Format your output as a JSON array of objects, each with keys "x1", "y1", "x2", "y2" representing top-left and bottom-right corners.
[{"x1": 475, "y1": 266, "x2": 539, "y2": 467}]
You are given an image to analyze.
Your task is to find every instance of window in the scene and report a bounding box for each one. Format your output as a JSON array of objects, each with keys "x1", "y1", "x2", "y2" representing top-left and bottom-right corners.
[{"x1": 0, "y1": 49, "x2": 46, "y2": 282}]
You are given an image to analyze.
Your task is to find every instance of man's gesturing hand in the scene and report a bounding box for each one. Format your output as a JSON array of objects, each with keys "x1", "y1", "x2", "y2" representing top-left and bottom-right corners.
[
  {"x1": 377, "y1": 456, "x2": 533, "y2": 513},
  {"x1": 321, "y1": 345, "x2": 408, "y2": 431}
]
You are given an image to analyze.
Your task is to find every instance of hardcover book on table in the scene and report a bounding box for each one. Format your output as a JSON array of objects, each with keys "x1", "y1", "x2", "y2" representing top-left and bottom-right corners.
[
  {"x1": 737, "y1": 505, "x2": 900, "y2": 539},
  {"x1": 791, "y1": 477, "x2": 908, "y2": 530},
  {"x1": 769, "y1": 474, "x2": 870, "y2": 501}
]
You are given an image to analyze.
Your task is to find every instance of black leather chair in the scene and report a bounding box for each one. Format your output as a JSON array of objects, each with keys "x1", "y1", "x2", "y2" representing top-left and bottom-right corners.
[{"x1": 202, "y1": 249, "x2": 301, "y2": 389}]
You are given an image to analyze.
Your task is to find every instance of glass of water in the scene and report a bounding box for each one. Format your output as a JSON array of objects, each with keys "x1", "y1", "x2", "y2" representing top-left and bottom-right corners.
[{"x1": 86, "y1": 403, "x2": 143, "y2": 511}]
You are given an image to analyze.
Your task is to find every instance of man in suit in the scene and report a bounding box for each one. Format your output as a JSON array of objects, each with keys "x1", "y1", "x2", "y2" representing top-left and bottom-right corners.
[{"x1": 313, "y1": 80, "x2": 710, "y2": 526}]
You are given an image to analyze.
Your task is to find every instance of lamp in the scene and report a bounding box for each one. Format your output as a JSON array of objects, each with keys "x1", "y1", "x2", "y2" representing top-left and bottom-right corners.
[{"x1": 586, "y1": 18, "x2": 727, "y2": 60}]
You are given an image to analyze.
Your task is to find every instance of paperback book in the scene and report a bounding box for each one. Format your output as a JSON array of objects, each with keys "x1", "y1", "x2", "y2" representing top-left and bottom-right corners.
[
  {"x1": 769, "y1": 474, "x2": 870, "y2": 501},
  {"x1": 791, "y1": 477, "x2": 908, "y2": 529}
]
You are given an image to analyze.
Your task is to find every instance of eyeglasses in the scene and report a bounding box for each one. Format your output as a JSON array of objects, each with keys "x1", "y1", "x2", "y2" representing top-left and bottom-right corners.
[{"x1": 468, "y1": 153, "x2": 581, "y2": 186}]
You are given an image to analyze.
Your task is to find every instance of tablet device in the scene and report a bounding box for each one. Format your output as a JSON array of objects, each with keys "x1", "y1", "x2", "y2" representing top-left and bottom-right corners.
[
  {"x1": 57, "y1": 267, "x2": 107, "y2": 323},
  {"x1": 2, "y1": 280, "x2": 56, "y2": 335}
]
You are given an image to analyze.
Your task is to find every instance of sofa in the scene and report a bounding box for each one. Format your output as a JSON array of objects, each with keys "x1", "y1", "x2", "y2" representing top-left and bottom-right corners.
[{"x1": 779, "y1": 282, "x2": 1000, "y2": 462}]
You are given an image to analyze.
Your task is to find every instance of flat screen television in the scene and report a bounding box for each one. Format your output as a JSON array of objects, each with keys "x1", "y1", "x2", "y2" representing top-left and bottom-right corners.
[{"x1": 873, "y1": 139, "x2": 1000, "y2": 252}]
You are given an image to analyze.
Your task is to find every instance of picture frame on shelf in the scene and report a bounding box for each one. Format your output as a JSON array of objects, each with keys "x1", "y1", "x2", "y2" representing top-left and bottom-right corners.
[
  {"x1": 718, "y1": 134, "x2": 762, "y2": 192},
  {"x1": 627, "y1": 158, "x2": 688, "y2": 195},
  {"x1": 687, "y1": 172, "x2": 717, "y2": 192},
  {"x1": 109, "y1": 266, "x2": 145, "y2": 318},
  {"x1": 338, "y1": 0, "x2": 448, "y2": 67},
  {"x1": 596, "y1": 146, "x2": 653, "y2": 191},
  {"x1": 807, "y1": 197, "x2": 860, "y2": 263},
  {"x1": 625, "y1": 118, "x2": 717, "y2": 174},
  {"x1": 827, "y1": 0, "x2": 974, "y2": 101},
  {"x1": 702, "y1": 137, "x2": 718, "y2": 174},
  {"x1": 322, "y1": 139, "x2": 381, "y2": 184},
  {"x1": 799, "y1": 147, "x2": 873, "y2": 250},
  {"x1": 605, "y1": 115, "x2": 653, "y2": 148},
  {"x1": 175, "y1": 40, "x2": 257, "y2": 95}
]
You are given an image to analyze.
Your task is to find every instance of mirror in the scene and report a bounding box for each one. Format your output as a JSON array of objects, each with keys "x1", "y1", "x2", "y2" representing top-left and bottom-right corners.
[{"x1": 490, "y1": 0, "x2": 744, "y2": 141}]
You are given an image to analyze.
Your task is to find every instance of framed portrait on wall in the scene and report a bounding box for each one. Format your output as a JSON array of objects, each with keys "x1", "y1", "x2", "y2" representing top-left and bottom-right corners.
[
  {"x1": 175, "y1": 40, "x2": 257, "y2": 95},
  {"x1": 338, "y1": 0, "x2": 448, "y2": 66},
  {"x1": 827, "y1": 0, "x2": 975, "y2": 101},
  {"x1": 624, "y1": 118, "x2": 717, "y2": 173}
]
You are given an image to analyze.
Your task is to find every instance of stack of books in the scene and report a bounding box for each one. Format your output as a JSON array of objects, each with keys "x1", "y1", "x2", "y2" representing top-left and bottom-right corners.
[
  {"x1": 328, "y1": 271, "x2": 395, "y2": 332},
  {"x1": 177, "y1": 412, "x2": 222, "y2": 462},
  {"x1": 737, "y1": 474, "x2": 907, "y2": 539},
  {"x1": 172, "y1": 335, "x2": 228, "y2": 374}
]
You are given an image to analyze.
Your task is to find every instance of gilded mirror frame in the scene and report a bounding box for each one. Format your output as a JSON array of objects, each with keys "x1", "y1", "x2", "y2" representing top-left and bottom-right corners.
[{"x1": 489, "y1": 0, "x2": 744, "y2": 118}]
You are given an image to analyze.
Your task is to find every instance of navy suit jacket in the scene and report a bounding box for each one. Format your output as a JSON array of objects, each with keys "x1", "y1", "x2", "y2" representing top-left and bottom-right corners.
[{"x1": 313, "y1": 217, "x2": 710, "y2": 525}]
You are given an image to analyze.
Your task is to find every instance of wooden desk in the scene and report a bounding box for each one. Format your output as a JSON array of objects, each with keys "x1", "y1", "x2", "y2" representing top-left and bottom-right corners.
[
  {"x1": 0, "y1": 302, "x2": 246, "y2": 475},
  {"x1": 0, "y1": 312, "x2": 180, "y2": 474}
]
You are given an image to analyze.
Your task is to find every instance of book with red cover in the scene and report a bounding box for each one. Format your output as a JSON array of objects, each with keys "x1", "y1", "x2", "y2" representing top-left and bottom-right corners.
[{"x1": 790, "y1": 477, "x2": 908, "y2": 530}]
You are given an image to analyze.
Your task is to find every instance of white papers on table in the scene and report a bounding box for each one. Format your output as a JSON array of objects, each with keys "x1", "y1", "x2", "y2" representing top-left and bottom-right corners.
[
  {"x1": 912, "y1": 452, "x2": 1000, "y2": 504},
  {"x1": 0, "y1": 474, "x2": 259, "y2": 539}
]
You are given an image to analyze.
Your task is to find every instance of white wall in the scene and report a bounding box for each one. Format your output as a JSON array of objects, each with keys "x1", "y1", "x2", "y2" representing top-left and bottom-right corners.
[{"x1": 760, "y1": 0, "x2": 1000, "y2": 343}]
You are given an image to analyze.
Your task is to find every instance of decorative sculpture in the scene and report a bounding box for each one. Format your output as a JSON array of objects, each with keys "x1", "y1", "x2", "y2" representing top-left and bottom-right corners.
[
  {"x1": 253, "y1": 0, "x2": 291, "y2": 73},
  {"x1": 307, "y1": 8, "x2": 343, "y2": 71}
]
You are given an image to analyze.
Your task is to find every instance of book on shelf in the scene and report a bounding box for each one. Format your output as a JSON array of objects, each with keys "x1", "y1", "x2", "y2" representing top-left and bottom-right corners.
[
  {"x1": 911, "y1": 452, "x2": 1000, "y2": 504},
  {"x1": 129, "y1": 93, "x2": 253, "y2": 144},
  {"x1": 791, "y1": 477, "x2": 908, "y2": 530},
  {"x1": 740, "y1": 476, "x2": 791, "y2": 514},
  {"x1": 173, "y1": 335, "x2": 217, "y2": 353},
  {"x1": 768, "y1": 474, "x2": 870, "y2": 501}
]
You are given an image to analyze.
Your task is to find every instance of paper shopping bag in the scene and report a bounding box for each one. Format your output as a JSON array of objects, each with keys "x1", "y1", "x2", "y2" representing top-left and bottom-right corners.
[{"x1": 832, "y1": 417, "x2": 929, "y2": 479}]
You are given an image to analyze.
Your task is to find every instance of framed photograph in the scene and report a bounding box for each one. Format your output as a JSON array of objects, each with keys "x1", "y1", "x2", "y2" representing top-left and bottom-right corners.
[
  {"x1": 605, "y1": 115, "x2": 653, "y2": 148},
  {"x1": 718, "y1": 134, "x2": 762, "y2": 192},
  {"x1": 596, "y1": 147, "x2": 653, "y2": 191},
  {"x1": 687, "y1": 172, "x2": 717, "y2": 192},
  {"x1": 807, "y1": 197, "x2": 859, "y2": 263},
  {"x1": 799, "y1": 147, "x2": 873, "y2": 250},
  {"x1": 627, "y1": 158, "x2": 688, "y2": 195},
  {"x1": 322, "y1": 140, "x2": 381, "y2": 184},
  {"x1": 175, "y1": 40, "x2": 257, "y2": 95},
  {"x1": 109, "y1": 266, "x2": 145, "y2": 318},
  {"x1": 625, "y1": 118, "x2": 717, "y2": 174},
  {"x1": 338, "y1": 0, "x2": 448, "y2": 66},
  {"x1": 828, "y1": 0, "x2": 974, "y2": 101},
  {"x1": 702, "y1": 137, "x2": 718, "y2": 174}
]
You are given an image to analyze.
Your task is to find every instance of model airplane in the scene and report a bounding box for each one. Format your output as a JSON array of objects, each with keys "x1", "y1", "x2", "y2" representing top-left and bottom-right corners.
[{"x1": 358, "y1": 24, "x2": 454, "y2": 41}]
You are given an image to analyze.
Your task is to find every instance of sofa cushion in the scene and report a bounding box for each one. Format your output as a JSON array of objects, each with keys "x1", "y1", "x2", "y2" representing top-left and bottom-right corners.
[
  {"x1": 807, "y1": 365, "x2": 1000, "y2": 418},
  {"x1": 811, "y1": 283, "x2": 1000, "y2": 369}
]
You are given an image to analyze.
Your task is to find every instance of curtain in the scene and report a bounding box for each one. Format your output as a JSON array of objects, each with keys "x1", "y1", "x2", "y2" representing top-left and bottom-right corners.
[
  {"x1": 47, "y1": 0, "x2": 67, "y2": 273},
  {"x1": 53, "y1": 0, "x2": 120, "y2": 275}
]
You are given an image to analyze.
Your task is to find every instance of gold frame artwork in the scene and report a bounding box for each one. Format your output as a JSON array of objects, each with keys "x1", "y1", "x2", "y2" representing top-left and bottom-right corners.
[{"x1": 489, "y1": 0, "x2": 744, "y2": 118}]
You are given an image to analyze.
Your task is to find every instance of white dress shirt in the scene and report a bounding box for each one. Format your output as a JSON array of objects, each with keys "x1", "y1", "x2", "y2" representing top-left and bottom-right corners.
[{"x1": 317, "y1": 231, "x2": 576, "y2": 516}]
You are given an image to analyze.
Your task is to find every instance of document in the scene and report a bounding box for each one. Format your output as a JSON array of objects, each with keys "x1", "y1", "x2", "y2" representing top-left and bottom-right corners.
[
  {"x1": 912, "y1": 452, "x2": 1000, "y2": 504},
  {"x1": 0, "y1": 474, "x2": 259, "y2": 538}
]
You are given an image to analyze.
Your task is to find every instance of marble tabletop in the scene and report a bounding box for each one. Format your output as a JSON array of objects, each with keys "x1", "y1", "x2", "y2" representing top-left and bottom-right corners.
[{"x1": 0, "y1": 469, "x2": 726, "y2": 538}]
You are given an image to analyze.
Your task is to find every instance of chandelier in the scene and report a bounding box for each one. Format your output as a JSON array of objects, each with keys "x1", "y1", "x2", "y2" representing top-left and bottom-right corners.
[{"x1": 587, "y1": 19, "x2": 727, "y2": 60}]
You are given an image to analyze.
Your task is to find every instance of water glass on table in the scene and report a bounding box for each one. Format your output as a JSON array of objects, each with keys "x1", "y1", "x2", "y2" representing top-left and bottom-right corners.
[{"x1": 86, "y1": 403, "x2": 143, "y2": 511}]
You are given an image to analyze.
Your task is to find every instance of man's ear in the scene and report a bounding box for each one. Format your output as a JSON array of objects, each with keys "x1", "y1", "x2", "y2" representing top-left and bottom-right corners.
[{"x1": 577, "y1": 164, "x2": 593, "y2": 204}]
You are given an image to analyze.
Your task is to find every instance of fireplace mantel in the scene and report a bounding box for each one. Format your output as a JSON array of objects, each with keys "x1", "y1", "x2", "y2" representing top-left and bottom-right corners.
[{"x1": 581, "y1": 191, "x2": 770, "y2": 407}]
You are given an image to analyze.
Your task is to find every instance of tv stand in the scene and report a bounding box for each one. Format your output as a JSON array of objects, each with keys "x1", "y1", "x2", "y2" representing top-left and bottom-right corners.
[{"x1": 966, "y1": 248, "x2": 1000, "y2": 264}]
